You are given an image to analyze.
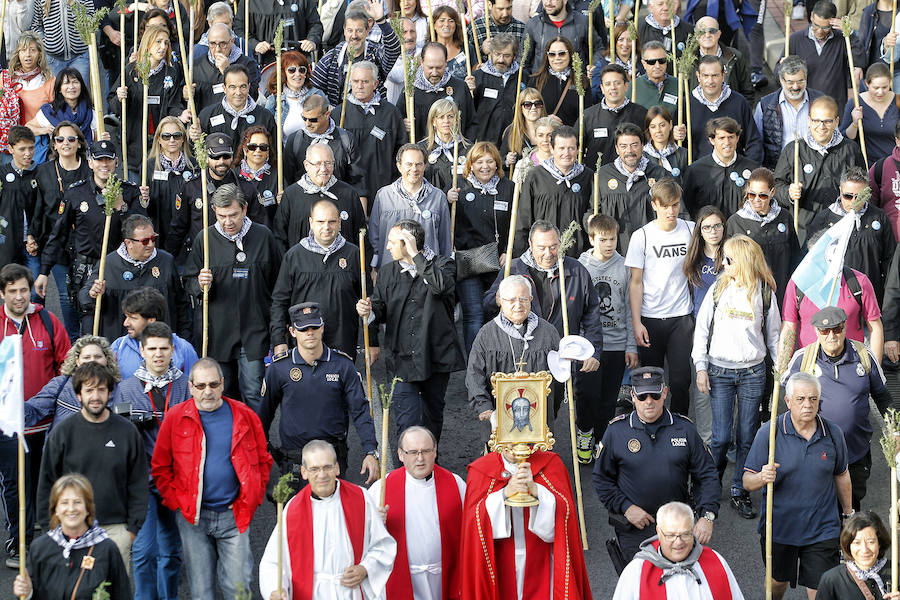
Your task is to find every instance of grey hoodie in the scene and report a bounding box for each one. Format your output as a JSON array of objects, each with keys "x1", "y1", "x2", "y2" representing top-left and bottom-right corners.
[{"x1": 578, "y1": 250, "x2": 636, "y2": 353}]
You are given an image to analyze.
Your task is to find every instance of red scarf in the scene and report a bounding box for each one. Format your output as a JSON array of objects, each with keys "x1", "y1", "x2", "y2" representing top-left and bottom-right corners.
[
  {"x1": 639, "y1": 540, "x2": 732, "y2": 599},
  {"x1": 286, "y1": 481, "x2": 366, "y2": 600},
  {"x1": 384, "y1": 466, "x2": 463, "y2": 600}
]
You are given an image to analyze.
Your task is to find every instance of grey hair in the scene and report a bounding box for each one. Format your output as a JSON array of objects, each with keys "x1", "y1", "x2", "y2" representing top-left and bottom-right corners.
[
  {"x1": 306, "y1": 142, "x2": 334, "y2": 160},
  {"x1": 350, "y1": 60, "x2": 380, "y2": 81},
  {"x1": 656, "y1": 501, "x2": 695, "y2": 526},
  {"x1": 345, "y1": 7, "x2": 369, "y2": 25},
  {"x1": 189, "y1": 357, "x2": 224, "y2": 383},
  {"x1": 528, "y1": 220, "x2": 560, "y2": 243},
  {"x1": 303, "y1": 93, "x2": 330, "y2": 113},
  {"x1": 498, "y1": 275, "x2": 533, "y2": 299},
  {"x1": 786, "y1": 371, "x2": 821, "y2": 399},
  {"x1": 777, "y1": 55, "x2": 808, "y2": 79},
  {"x1": 398, "y1": 426, "x2": 437, "y2": 450},
  {"x1": 302, "y1": 439, "x2": 338, "y2": 466},
  {"x1": 211, "y1": 183, "x2": 247, "y2": 209},
  {"x1": 207, "y1": 1, "x2": 233, "y2": 23},
  {"x1": 491, "y1": 32, "x2": 518, "y2": 57},
  {"x1": 208, "y1": 22, "x2": 234, "y2": 39},
  {"x1": 642, "y1": 41, "x2": 666, "y2": 55},
  {"x1": 840, "y1": 165, "x2": 869, "y2": 187}
]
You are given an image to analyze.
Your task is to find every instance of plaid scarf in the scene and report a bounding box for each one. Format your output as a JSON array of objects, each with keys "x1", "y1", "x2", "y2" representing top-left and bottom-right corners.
[
  {"x1": 303, "y1": 118, "x2": 336, "y2": 143},
  {"x1": 540, "y1": 158, "x2": 584, "y2": 188},
  {"x1": 239, "y1": 159, "x2": 270, "y2": 181},
  {"x1": 691, "y1": 83, "x2": 732, "y2": 111},
  {"x1": 805, "y1": 129, "x2": 843, "y2": 155},
  {"x1": 549, "y1": 67, "x2": 571, "y2": 82},
  {"x1": 159, "y1": 152, "x2": 187, "y2": 173},
  {"x1": 614, "y1": 156, "x2": 649, "y2": 191},
  {"x1": 347, "y1": 91, "x2": 382, "y2": 115},
  {"x1": 215, "y1": 216, "x2": 252, "y2": 250},
  {"x1": 643, "y1": 142, "x2": 678, "y2": 173},
  {"x1": 428, "y1": 136, "x2": 459, "y2": 164},
  {"x1": 298, "y1": 173, "x2": 339, "y2": 199},
  {"x1": 467, "y1": 173, "x2": 500, "y2": 195},
  {"x1": 134, "y1": 362, "x2": 183, "y2": 393},
  {"x1": 399, "y1": 245, "x2": 436, "y2": 277},
  {"x1": 737, "y1": 198, "x2": 782, "y2": 226},
  {"x1": 494, "y1": 311, "x2": 539, "y2": 343},
  {"x1": 300, "y1": 231, "x2": 346, "y2": 262},
  {"x1": 414, "y1": 68, "x2": 452, "y2": 93},
  {"x1": 846, "y1": 558, "x2": 888, "y2": 596},
  {"x1": 601, "y1": 97, "x2": 630, "y2": 113},
  {"x1": 645, "y1": 13, "x2": 681, "y2": 34},
  {"x1": 480, "y1": 59, "x2": 520, "y2": 86},
  {"x1": 520, "y1": 247, "x2": 558, "y2": 275},
  {"x1": 47, "y1": 522, "x2": 109, "y2": 560},
  {"x1": 207, "y1": 43, "x2": 242, "y2": 67},
  {"x1": 116, "y1": 242, "x2": 157, "y2": 267},
  {"x1": 221, "y1": 96, "x2": 258, "y2": 129}
]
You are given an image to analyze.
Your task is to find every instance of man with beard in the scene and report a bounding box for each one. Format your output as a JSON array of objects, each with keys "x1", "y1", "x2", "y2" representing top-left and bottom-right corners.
[
  {"x1": 190, "y1": 23, "x2": 261, "y2": 111},
  {"x1": 524, "y1": 0, "x2": 603, "y2": 74},
  {"x1": 270, "y1": 199, "x2": 376, "y2": 359},
  {"x1": 629, "y1": 42, "x2": 679, "y2": 114},
  {"x1": 638, "y1": 0, "x2": 692, "y2": 69},
  {"x1": 682, "y1": 117, "x2": 759, "y2": 218},
  {"x1": 774, "y1": 95, "x2": 866, "y2": 240},
  {"x1": 753, "y1": 56, "x2": 822, "y2": 171},
  {"x1": 191, "y1": 64, "x2": 276, "y2": 155},
  {"x1": 514, "y1": 126, "x2": 594, "y2": 256},
  {"x1": 338, "y1": 61, "x2": 405, "y2": 206},
  {"x1": 282, "y1": 94, "x2": 367, "y2": 200},
  {"x1": 468, "y1": 0, "x2": 527, "y2": 56},
  {"x1": 403, "y1": 42, "x2": 475, "y2": 143},
  {"x1": 467, "y1": 33, "x2": 520, "y2": 148},
  {"x1": 688, "y1": 56, "x2": 762, "y2": 164},
  {"x1": 38, "y1": 361, "x2": 148, "y2": 571},
  {"x1": 596, "y1": 124, "x2": 668, "y2": 253},
  {"x1": 274, "y1": 144, "x2": 367, "y2": 252},
  {"x1": 579, "y1": 64, "x2": 648, "y2": 170},
  {"x1": 166, "y1": 133, "x2": 264, "y2": 260}
]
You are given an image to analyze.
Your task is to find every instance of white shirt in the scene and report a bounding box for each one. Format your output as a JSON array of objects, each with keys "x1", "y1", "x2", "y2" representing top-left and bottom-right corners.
[
  {"x1": 612, "y1": 550, "x2": 745, "y2": 600},
  {"x1": 624, "y1": 219, "x2": 695, "y2": 318}
]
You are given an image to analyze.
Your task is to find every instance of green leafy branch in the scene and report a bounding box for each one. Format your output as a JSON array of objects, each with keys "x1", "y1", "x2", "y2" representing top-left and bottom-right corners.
[
  {"x1": 113, "y1": 0, "x2": 128, "y2": 16},
  {"x1": 841, "y1": 15, "x2": 852, "y2": 38},
  {"x1": 559, "y1": 220, "x2": 582, "y2": 255},
  {"x1": 521, "y1": 36, "x2": 531, "y2": 68},
  {"x1": 101, "y1": 173, "x2": 122, "y2": 216},
  {"x1": 73, "y1": 2, "x2": 111, "y2": 45},
  {"x1": 136, "y1": 51, "x2": 152, "y2": 86},
  {"x1": 274, "y1": 19, "x2": 285, "y2": 56},
  {"x1": 784, "y1": 0, "x2": 792, "y2": 19},
  {"x1": 193, "y1": 132, "x2": 208, "y2": 170},
  {"x1": 595, "y1": 153, "x2": 603, "y2": 171},
  {"x1": 880, "y1": 409, "x2": 900, "y2": 469},
  {"x1": 588, "y1": 0, "x2": 603, "y2": 13},
  {"x1": 273, "y1": 472, "x2": 296, "y2": 504},
  {"x1": 390, "y1": 12, "x2": 405, "y2": 40},
  {"x1": 675, "y1": 34, "x2": 699, "y2": 77},
  {"x1": 627, "y1": 20, "x2": 638, "y2": 41},
  {"x1": 572, "y1": 52, "x2": 585, "y2": 97},
  {"x1": 404, "y1": 54, "x2": 418, "y2": 98},
  {"x1": 856, "y1": 185, "x2": 872, "y2": 207},
  {"x1": 92, "y1": 581, "x2": 111, "y2": 600},
  {"x1": 234, "y1": 582, "x2": 252, "y2": 600},
  {"x1": 379, "y1": 377, "x2": 402, "y2": 410}
]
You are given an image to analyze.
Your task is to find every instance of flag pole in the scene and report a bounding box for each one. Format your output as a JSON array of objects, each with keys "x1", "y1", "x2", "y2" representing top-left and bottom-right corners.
[
  {"x1": 842, "y1": 17, "x2": 869, "y2": 166},
  {"x1": 16, "y1": 433, "x2": 24, "y2": 600}
]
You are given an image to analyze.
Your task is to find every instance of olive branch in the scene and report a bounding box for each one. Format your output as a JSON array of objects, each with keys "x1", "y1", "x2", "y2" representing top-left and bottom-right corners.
[
  {"x1": 404, "y1": 54, "x2": 419, "y2": 98},
  {"x1": 101, "y1": 173, "x2": 122, "y2": 216},
  {"x1": 193, "y1": 132, "x2": 208, "y2": 170},
  {"x1": 136, "y1": 51, "x2": 152, "y2": 86},
  {"x1": 572, "y1": 52, "x2": 585, "y2": 97},
  {"x1": 113, "y1": 0, "x2": 128, "y2": 17},
  {"x1": 881, "y1": 410, "x2": 900, "y2": 470},
  {"x1": 841, "y1": 15, "x2": 853, "y2": 37},
  {"x1": 273, "y1": 472, "x2": 296, "y2": 504},
  {"x1": 73, "y1": 2, "x2": 110, "y2": 45},
  {"x1": 274, "y1": 19, "x2": 285, "y2": 57},
  {"x1": 675, "y1": 33, "x2": 699, "y2": 77},
  {"x1": 628, "y1": 20, "x2": 638, "y2": 41},
  {"x1": 596, "y1": 153, "x2": 603, "y2": 171},
  {"x1": 559, "y1": 220, "x2": 582, "y2": 255},
  {"x1": 390, "y1": 12, "x2": 404, "y2": 40},
  {"x1": 92, "y1": 581, "x2": 111, "y2": 600},
  {"x1": 379, "y1": 377, "x2": 402, "y2": 410}
]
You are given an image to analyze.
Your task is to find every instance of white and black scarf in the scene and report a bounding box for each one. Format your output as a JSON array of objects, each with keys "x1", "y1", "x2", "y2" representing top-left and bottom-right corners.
[
  {"x1": 540, "y1": 158, "x2": 584, "y2": 188},
  {"x1": 399, "y1": 245, "x2": 436, "y2": 277},
  {"x1": 805, "y1": 129, "x2": 843, "y2": 155},
  {"x1": 467, "y1": 173, "x2": 500, "y2": 195},
  {"x1": 159, "y1": 152, "x2": 187, "y2": 173},
  {"x1": 298, "y1": 173, "x2": 339, "y2": 200},
  {"x1": 428, "y1": 136, "x2": 459, "y2": 164},
  {"x1": 691, "y1": 83, "x2": 732, "y2": 111},
  {"x1": 846, "y1": 558, "x2": 888, "y2": 596},
  {"x1": 614, "y1": 156, "x2": 649, "y2": 190},
  {"x1": 300, "y1": 232, "x2": 346, "y2": 262},
  {"x1": 737, "y1": 198, "x2": 782, "y2": 226},
  {"x1": 215, "y1": 216, "x2": 252, "y2": 250},
  {"x1": 47, "y1": 522, "x2": 109, "y2": 560},
  {"x1": 480, "y1": 59, "x2": 519, "y2": 86},
  {"x1": 494, "y1": 311, "x2": 539, "y2": 343},
  {"x1": 414, "y1": 67, "x2": 452, "y2": 93},
  {"x1": 134, "y1": 362, "x2": 183, "y2": 393},
  {"x1": 645, "y1": 13, "x2": 681, "y2": 34},
  {"x1": 549, "y1": 66, "x2": 571, "y2": 82},
  {"x1": 303, "y1": 118, "x2": 337, "y2": 143},
  {"x1": 239, "y1": 159, "x2": 270, "y2": 181},
  {"x1": 643, "y1": 142, "x2": 678, "y2": 173},
  {"x1": 601, "y1": 97, "x2": 630, "y2": 113},
  {"x1": 116, "y1": 242, "x2": 157, "y2": 267},
  {"x1": 221, "y1": 96, "x2": 258, "y2": 129},
  {"x1": 347, "y1": 91, "x2": 382, "y2": 115},
  {"x1": 520, "y1": 247, "x2": 558, "y2": 275}
]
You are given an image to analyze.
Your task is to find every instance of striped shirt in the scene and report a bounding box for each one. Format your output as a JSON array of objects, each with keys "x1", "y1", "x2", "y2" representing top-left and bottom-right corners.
[{"x1": 31, "y1": 0, "x2": 93, "y2": 59}]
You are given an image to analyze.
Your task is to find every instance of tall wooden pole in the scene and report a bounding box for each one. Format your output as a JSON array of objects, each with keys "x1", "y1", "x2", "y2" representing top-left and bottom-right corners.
[
  {"x1": 892, "y1": 0, "x2": 898, "y2": 82},
  {"x1": 16, "y1": 434, "x2": 24, "y2": 600},
  {"x1": 119, "y1": 8, "x2": 128, "y2": 176},
  {"x1": 685, "y1": 75, "x2": 693, "y2": 164},
  {"x1": 275, "y1": 21, "x2": 284, "y2": 195},
  {"x1": 792, "y1": 134, "x2": 800, "y2": 231},
  {"x1": 244, "y1": 0, "x2": 250, "y2": 56},
  {"x1": 784, "y1": 0, "x2": 791, "y2": 58},
  {"x1": 172, "y1": 0, "x2": 198, "y2": 122},
  {"x1": 427, "y1": 0, "x2": 436, "y2": 41},
  {"x1": 201, "y1": 168, "x2": 210, "y2": 357},
  {"x1": 451, "y1": 137, "x2": 459, "y2": 248},
  {"x1": 503, "y1": 180, "x2": 521, "y2": 276},
  {"x1": 843, "y1": 16, "x2": 869, "y2": 166},
  {"x1": 359, "y1": 229, "x2": 374, "y2": 415}
]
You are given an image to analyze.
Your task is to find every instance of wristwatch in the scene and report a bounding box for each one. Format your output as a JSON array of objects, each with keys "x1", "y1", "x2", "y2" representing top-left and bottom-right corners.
[{"x1": 703, "y1": 511, "x2": 716, "y2": 523}]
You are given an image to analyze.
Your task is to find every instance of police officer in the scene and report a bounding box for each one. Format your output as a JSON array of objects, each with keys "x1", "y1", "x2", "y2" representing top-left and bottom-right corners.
[
  {"x1": 34, "y1": 140, "x2": 148, "y2": 317},
  {"x1": 257, "y1": 302, "x2": 379, "y2": 486},
  {"x1": 593, "y1": 366, "x2": 720, "y2": 569}
]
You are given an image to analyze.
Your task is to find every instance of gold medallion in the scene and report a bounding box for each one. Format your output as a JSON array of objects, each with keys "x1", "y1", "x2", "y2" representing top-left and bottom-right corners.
[
  {"x1": 289, "y1": 368, "x2": 302, "y2": 381},
  {"x1": 607, "y1": 178, "x2": 619, "y2": 190},
  {"x1": 627, "y1": 438, "x2": 641, "y2": 453}
]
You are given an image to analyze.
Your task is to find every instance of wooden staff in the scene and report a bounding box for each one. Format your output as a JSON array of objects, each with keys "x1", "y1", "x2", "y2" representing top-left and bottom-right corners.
[
  {"x1": 764, "y1": 328, "x2": 797, "y2": 600},
  {"x1": 792, "y1": 129, "x2": 800, "y2": 231},
  {"x1": 339, "y1": 50, "x2": 357, "y2": 128},
  {"x1": 193, "y1": 135, "x2": 211, "y2": 356},
  {"x1": 359, "y1": 228, "x2": 374, "y2": 414},
  {"x1": 893, "y1": 0, "x2": 898, "y2": 82},
  {"x1": 676, "y1": 74, "x2": 683, "y2": 146},
  {"x1": 676, "y1": 34, "x2": 698, "y2": 159},
  {"x1": 879, "y1": 410, "x2": 900, "y2": 594},
  {"x1": 275, "y1": 21, "x2": 285, "y2": 195},
  {"x1": 457, "y1": 0, "x2": 472, "y2": 77},
  {"x1": 588, "y1": 0, "x2": 603, "y2": 68},
  {"x1": 484, "y1": 0, "x2": 491, "y2": 40},
  {"x1": 92, "y1": 175, "x2": 123, "y2": 335},
  {"x1": 244, "y1": 0, "x2": 250, "y2": 56},
  {"x1": 271, "y1": 473, "x2": 296, "y2": 600},
  {"x1": 510, "y1": 36, "x2": 531, "y2": 145},
  {"x1": 172, "y1": 0, "x2": 198, "y2": 122},
  {"x1": 558, "y1": 221, "x2": 589, "y2": 550},
  {"x1": 118, "y1": 1, "x2": 128, "y2": 176},
  {"x1": 784, "y1": 0, "x2": 791, "y2": 58},
  {"x1": 427, "y1": 0, "x2": 436, "y2": 41},
  {"x1": 378, "y1": 378, "x2": 401, "y2": 507},
  {"x1": 503, "y1": 179, "x2": 521, "y2": 276},
  {"x1": 89, "y1": 35, "x2": 107, "y2": 137},
  {"x1": 472, "y1": 0, "x2": 484, "y2": 66},
  {"x1": 451, "y1": 137, "x2": 459, "y2": 247},
  {"x1": 137, "y1": 52, "x2": 151, "y2": 189},
  {"x1": 574, "y1": 53, "x2": 585, "y2": 162},
  {"x1": 843, "y1": 16, "x2": 869, "y2": 166},
  {"x1": 16, "y1": 433, "x2": 24, "y2": 600},
  {"x1": 133, "y1": 0, "x2": 139, "y2": 55},
  {"x1": 608, "y1": 0, "x2": 614, "y2": 58},
  {"x1": 592, "y1": 154, "x2": 601, "y2": 214},
  {"x1": 629, "y1": 21, "x2": 637, "y2": 102},
  {"x1": 685, "y1": 75, "x2": 693, "y2": 164}
]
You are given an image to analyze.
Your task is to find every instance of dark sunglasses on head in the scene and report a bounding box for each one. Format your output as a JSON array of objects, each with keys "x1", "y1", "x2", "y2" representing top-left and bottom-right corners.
[
  {"x1": 192, "y1": 380, "x2": 223, "y2": 390},
  {"x1": 159, "y1": 131, "x2": 184, "y2": 140},
  {"x1": 54, "y1": 135, "x2": 78, "y2": 143},
  {"x1": 286, "y1": 65, "x2": 307, "y2": 75},
  {"x1": 522, "y1": 100, "x2": 544, "y2": 109},
  {"x1": 644, "y1": 57, "x2": 667, "y2": 65},
  {"x1": 247, "y1": 143, "x2": 270, "y2": 152},
  {"x1": 127, "y1": 234, "x2": 158, "y2": 246}
]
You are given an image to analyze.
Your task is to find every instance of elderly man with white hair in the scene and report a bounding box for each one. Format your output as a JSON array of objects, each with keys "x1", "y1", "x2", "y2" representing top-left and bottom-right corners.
[
  {"x1": 613, "y1": 501, "x2": 745, "y2": 599},
  {"x1": 190, "y1": 22, "x2": 262, "y2": 111},
  {"x1": 465, "y1": 274, "x2": 561, "y2": 443}
]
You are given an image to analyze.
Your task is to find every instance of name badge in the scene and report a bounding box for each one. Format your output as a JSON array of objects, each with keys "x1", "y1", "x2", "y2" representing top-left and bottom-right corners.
[
  {"x1": 370, "y1": 126, "x2": 386, "y2": 140},
  {"x1": 147, "y1": 95, "x2": 160, "y2": 105},
  {"x1": 483, "y1": 88, "x2": 499, "y2": 99},
  {"x1": 259, "y1": 193, "x2": 276, "y2": 206},
  {"x1": 210, "y1": 114, "x2": 226, "y2": 126},
  {"x1": 663, "y1": 93, "x2": 677, "y2": 105},
  {"x1": 494, "y1": 200, "x2": 509, "y2": 211},
  {"x1": 232, "y1": 267, "x2": 249, "y2": 279},
  {"x1": 593, "y1": 128, "x2": 608, "y2": 138},
  {"x1": 664, "y1": 38, "x2": 672, "y2": 50},
  {"x1": 212, "y1": 83, "x2": 225, "y2": 94},
  {"x1": 153, "y1": 170, "x2": 168, "y2": 181}
]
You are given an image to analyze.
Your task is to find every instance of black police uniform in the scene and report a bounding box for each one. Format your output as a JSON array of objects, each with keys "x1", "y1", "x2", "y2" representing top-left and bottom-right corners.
[
  {"x1": 257, "y1": 345, "x2": 377, "y2": 478},
  {"x1": 32, "y1": 158, "x2": 92, "y2": 251},
  {"x1": 593, "y1": 409, "x2": 720, "y2": 562}
]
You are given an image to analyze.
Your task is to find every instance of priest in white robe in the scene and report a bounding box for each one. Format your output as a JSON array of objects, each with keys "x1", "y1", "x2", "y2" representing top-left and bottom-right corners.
[
  {"x1": 259, "y1": 440, "x2": 397, "y2": 600},
  {"x1": 613, "y1": 501, "x2": 745, "y2": 600},
  {"x1": 367, "y1": 426, "x2": 466, "y2": 600}
]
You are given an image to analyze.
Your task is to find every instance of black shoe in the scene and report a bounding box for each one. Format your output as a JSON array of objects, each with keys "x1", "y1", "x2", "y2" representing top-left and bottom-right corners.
[
  {"x1": 5, "y1": 550, "x2": 18, "y2": 569},
  {"x1": 103, "y1": 113, "x2": 121, "y2": 129},
  {"x1": 750, "y1": 71, "x2": 769, "y2": 89},
  {"x1": 730, "y1": 494, "x2": 757, "y2": 519}
]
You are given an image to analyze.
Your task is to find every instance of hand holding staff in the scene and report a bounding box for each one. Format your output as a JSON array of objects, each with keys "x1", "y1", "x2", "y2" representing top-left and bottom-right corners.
[
  {"x1": 573, "y1": 52, "x2": 586, "y2": 163},
  {"x1": 193, "y1": 133, "x2": 211, "y2": 357},
  {"x1": 842, "y1": 16, "x2": 869, "y2": 166},
  {"x1": 272, "y1": 473, "x2": 297, "y2": 599},
  {"x1": 359, "y1": 228, "x2": 374, "y2": 415},
  {"x1": 379, "y1": 378, "x2": 402, "y2": 508},
  {"x1": 675, "y1": 34, "x2": 699, "y2": 164},
  {"x1": 73, "y1": 3, "x2": 111, "y2": 138},
  {"x1": 880, "y1": 410, "x2": 900, "y2": 594},
  {"x1": 137, "y1": 52, "x2": 152, "y2": 188},
  {"x1": 92, "y1": 174, "x2": 123, "y2": 335},
  {"x1": 275, "y1": 20, "x2": 285, "y2": 195}
]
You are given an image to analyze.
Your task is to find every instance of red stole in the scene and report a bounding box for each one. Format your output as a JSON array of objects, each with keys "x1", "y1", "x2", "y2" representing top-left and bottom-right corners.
[
  {"x1": 384, "y1": 466, "x2": 463, "y2": 600},
  {"x1": 639, "y1": 540, "x2": 733, "y2": 600},
  {"x1": 286, "y1": 481, "x2": 366, "y2": 600}
]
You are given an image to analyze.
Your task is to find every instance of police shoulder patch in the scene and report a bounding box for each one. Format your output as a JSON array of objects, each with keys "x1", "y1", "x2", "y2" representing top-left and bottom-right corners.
[
  {"x1": 272, "y1": 350, "x2": 289, "y2": 362},
  {"x1": 334, "y1": 349, "x2": 355, "y2": 362},
  {"x1": 673, "y1": 413, "x2": 694, "y2": 424},
  {"x1": 70, "y1": 179, "x2": 87, "y2": 188},
  {"x1": 609, "y1": 413, "x2": 628, "y2": 424}
]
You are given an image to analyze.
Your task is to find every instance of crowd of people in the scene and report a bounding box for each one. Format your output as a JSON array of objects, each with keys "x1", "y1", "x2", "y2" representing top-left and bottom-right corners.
[{"x1": 2, "y1": 0, "x2": 900, "y2": 596}]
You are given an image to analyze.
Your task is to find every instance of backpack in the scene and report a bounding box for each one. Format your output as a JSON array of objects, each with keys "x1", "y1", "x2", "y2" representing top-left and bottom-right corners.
[
  {"x1": 795, "y1": 266, "x2": 865, "y2": 331},
  {"x1": 799, "y1": 338, "x2": 870, "y2": 374},
  {"x1": 19, "y1": 308, "x2": 58, "y2": 370}
]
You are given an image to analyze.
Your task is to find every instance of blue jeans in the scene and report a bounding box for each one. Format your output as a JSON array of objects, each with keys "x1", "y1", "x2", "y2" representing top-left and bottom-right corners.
[
  {"x1": 133, "y1": 492, "x2": 182, "y2": 600},
  {"x1": 51, "y1": 264, "x2": 81, "y2": 342},
  {"x1": 22, "y1": 249, "x2": 40, "y2": 303},
  {"x1": 45, "y1": 53, "x2": 90, "y2": 85},
  {"x1": 175, "y1": 508, "x2": 251, "y2": 600},
  {"x1": 456, "y1": 275, "x2": 489, "y2": 355},
  {"x1": 708, "y1": 361, "x2": 767, "y2": 494},
  {"x1": 220, "y1": 348, "x2": 265, "y2": 412}
]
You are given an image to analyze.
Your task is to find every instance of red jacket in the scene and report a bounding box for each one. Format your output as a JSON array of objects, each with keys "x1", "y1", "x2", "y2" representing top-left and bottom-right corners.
[
  {"x1": 1, "y1": 303, "x2": 70, "y2": 418},
  {"x1": 151, "y1": 396, "x2": 272, "y2": 532}
]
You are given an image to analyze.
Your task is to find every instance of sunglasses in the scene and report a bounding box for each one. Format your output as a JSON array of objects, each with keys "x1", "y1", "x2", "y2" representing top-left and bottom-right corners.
[
  {"x1": 303, "y1": 115, "x2": 321, "y2": 123},
  {"x1": 247, "y1": 143, "x2": 270, "y2": 152},
  {"x1": 126, "y1": 234, "x2": 158, "y2": 246},
  {"x1": 522, "y1": 100, "x2": 544, "y2": 109},
  {"x1": 547, "y1": 50, "x2": 569, "y2": 57},
  {"x1": 644, "y1": 57, "x2": 667, "y2": 65},
  {"x1": 841, "y1": 192, "x2": 860, "y2": 201},
  {"x1": 633, "y1": 392, "x2": 662, "y2": 401},
  {"x1": 696, "y1": 27, "x2": 719, "y2": 35},
  {"x1": 192, "y1": 380, "x2": 223, "y2": 390},
  {"x1": 746, "y1": 191, "x2": 771, "y2": 200},
  {"x1": 209, "y1": 153, "x2": 233, "y2": 160},
  {"x1": 159, "y1": 131, "x2": 184, "y2": 140},
  {"x1": 286, "y1": 65, "x2": 307, "y2": 75},
  {"x1": 818, "y1": 324, "x2": 844, "y2": 335},
  {"x1": 54, "y1": 135, "x2": 78, "y2": 143}
]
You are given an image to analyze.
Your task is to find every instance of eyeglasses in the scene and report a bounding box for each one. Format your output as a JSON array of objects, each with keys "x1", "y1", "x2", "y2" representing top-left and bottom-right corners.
[
  {"x1": 305, "y1": 464, "x2": 337, "y2": 475},
  {"x1": 633, "y1": 392, "x2": 662, "y2": 402},
  {"x1": 841, "y1": 192, "x2": 860, "y2": 201},
  {"x1": 286, "y1": 65, "x2": 307, "y2": 75},
  {"x1": 746, "y1": 191, "x2": 771, "y2": 200},
  {"x1": 307, "y1": 160, "x2": 335, "y2": 168},
  {"x1": 522, "y1": 100, "x2": 544, "y2": 109},
  {"x1": 401, "y1": 448, "x2": 436, "y2": 458},
  {"x1": 700, "y1": 222, "x2": 724, "y2": 233},
  {"x1": 208, "y1": 40, "x2": 231, "y2": 48},
  {"x1": 303, "y1": 115, "x2": 322, "y2": 123},
  {"x1": 191, "y1": 380, "x2": 222, "y2": 390},
  {"x1": 54, "y1": 135, "x2": 78, "y2": 143},
  {"x1": 500, "y1": 296, "x2": 531, "y2": 304},
  {"x1": 247, "y1": 143, "x2": 269, "y2": 152},
  {"x1": 547, "y1": 50, "x2": 569, "y2": 57},
  {"x1": 811, "y1": 117, "x2": 837, "y2": 126},
  {"x1": 810, "y1": 21, "x2": 832, "y2": 31},
  {"x1": 159, "y1": 131, "x2": 184, "y2": 140},
  {"x1": 643, "y1": 57, "x2": 667, "y2": 65},
  {"x1": 723, "y1": 255, "x2": 733, "y2": 266},
  {"x1": 696, "y1": 26, "x2": 719, "y2": 35},
  {"x1": 818, "y1": 324, "x2": 845, "y2": 335},
  {"x1": 659, "y1": 530, "x2": 694, "y2": 543},
  {"x1": 126, "y1": 234, "x2": 158, "y2": 246}
]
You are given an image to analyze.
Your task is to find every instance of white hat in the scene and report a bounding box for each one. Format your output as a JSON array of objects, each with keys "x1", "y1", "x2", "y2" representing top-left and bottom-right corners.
[
  {"x1": 548, "y1": 336, "x2": 595, "y2": 382},
  {"x1": 548, "y1": 350, "x2": 571, "y2": 382}
]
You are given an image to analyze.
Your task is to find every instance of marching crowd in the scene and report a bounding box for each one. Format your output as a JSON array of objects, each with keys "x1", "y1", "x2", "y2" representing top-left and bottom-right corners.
[{"x1": 3, "y1": 0, "x2": 900, "y2": 596}]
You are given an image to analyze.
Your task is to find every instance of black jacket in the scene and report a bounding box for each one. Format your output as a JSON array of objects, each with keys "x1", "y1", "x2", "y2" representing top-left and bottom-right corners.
[
  {"x1": 0, "y1": 162, "x2": 39, "y2": 269},
  {"x1": 273, "y1": 179, "x2": 366, "y2": 252},
  {"x1": 403, "y1": 78, "x2": 475, "y2": 145},
  {"x1": 579, "y1": 102, "x2": 648, "y2": 170},
  {"x1": 682, "y1": 153, "x2": 760, "y2": 218},
  {"x1": 514, "y1": 164, "x2": 594, "y2": 256},
  {"x1": 197, "y1": 103, "x2": 276, "y2": 155},
  {"x1": 190, "y1": 54, "x2": 262, "y2": 113},
  {"x1": 338, "y1": 100, "x2": 405, "y2": 198},
  {"x1": 817, "y1": 563, "x2": 891, "y2": 600},
  {"x1": 32, "y1": 158, "x2": 91, "y2": 251},
  {"x1": 26, "y1": 535, "x2": 130, "y2": 600},
  {"x1": 471, "y1": 70, "x2": 520, "y2": 149},
  {"x1": 282, "y1": 124, "x2": 367, "y2": 197},
  {"x1": 595, "y1": 161, "x2": 669, "y2": 253},
  {"x1": 454, "y1": 177, "x2": 513, "y2": 253},
  {"x1": 234, "y1": 0, "x2": 323, "y2": 65}
]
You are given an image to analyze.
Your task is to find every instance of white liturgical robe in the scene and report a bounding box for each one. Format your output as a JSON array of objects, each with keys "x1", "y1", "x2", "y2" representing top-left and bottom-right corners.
[{"x1": 612, "y1": 550, "x2": 745, "y2": 600}]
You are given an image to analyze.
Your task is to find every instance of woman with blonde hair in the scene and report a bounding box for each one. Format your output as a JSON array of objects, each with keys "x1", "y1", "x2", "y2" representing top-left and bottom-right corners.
[
  {"x1": 500, "y1": 87, "x2": 546, "y2": 169},
  {"x1": 0, "y1": 32, "x2": 55, "y2": 163},
  {"x1": 420, "y1": 97, "x2": 471, "y2": 192},
  {"x1": 692, "y1": 234, "x2": 781, "y2": 521},
  {"x1": 451, "y1": 141, "x2": 513, "y2": 352},
  {"x1": 512, "y1": 114, "x2": 562, "y2": 184},
  {"x1": 13, "y1": 474, "x2": 129, "y2": 599},
  {"x1": 148, "y1": 116, "x2": 196, "y2": 251},
  {"x1": 110, "y1": 23, "x2": 187, "y2": 181}
]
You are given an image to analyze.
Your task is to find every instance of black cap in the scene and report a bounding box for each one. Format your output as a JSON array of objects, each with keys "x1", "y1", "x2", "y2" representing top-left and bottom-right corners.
[
  {"x1": 631, "y1": 366, "x2": 665, "y2": 396},
  {"x1": 206, "y1": 133, "x2": 233, "y2": 157},
  {"x1": 289, "y1": 302, "x2": 324, "y2": 330},
  {"x1": 811, "y1": 306, "x2": 848, "y2": 329},
  {"x1": 89, "y1": 140, "x2": 117, "y2": 159}
]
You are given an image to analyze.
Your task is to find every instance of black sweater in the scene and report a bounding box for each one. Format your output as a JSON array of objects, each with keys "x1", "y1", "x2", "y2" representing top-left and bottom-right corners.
[{"x1": 27, "y1": 535, "x2": 130, "y2": 600}]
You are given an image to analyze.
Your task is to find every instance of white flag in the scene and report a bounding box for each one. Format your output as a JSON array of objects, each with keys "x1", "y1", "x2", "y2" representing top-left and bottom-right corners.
[{"x1": 0, "y1": 335, "x2": 24, "y2": 440}]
